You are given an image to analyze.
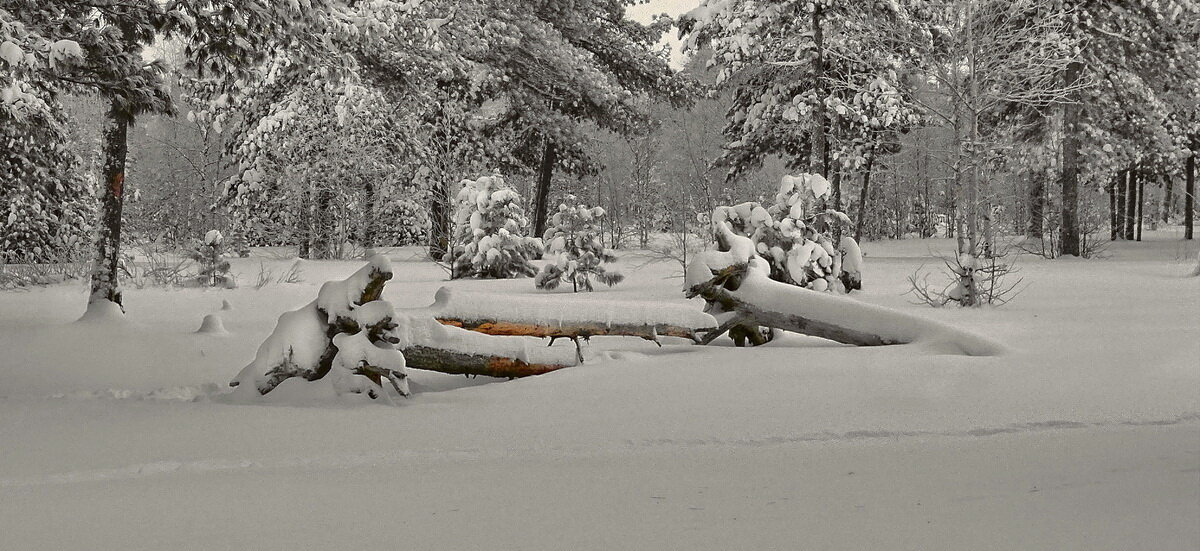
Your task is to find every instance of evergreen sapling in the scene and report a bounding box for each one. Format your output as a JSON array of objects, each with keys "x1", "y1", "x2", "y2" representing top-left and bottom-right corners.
[{"x1": 535, "y1": 196, "x2": 624, "y2": 292}]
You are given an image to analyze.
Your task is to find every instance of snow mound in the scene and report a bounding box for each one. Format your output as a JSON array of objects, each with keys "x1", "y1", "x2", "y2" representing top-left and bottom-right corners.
[
  {"x1": 76, "y1": 300, "x2": 126, "y2": 324},
  {"x1": 196, "y1": 314, "x2": 228, "y2": 335}
]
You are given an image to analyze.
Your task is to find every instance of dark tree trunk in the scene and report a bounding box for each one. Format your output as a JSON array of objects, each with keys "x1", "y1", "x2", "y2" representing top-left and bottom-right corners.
[
  {"x1": 854, "y1": 151, "x2": 875, "y2": 242},
  {"x1": 1115, "y1": 170, "x2": 1128, "y2": 240},
  {"x1": 429, "y1": 176, "x2": 452, "y2": 260},
  {"x1": 1186, "y1": 152, "x2": 1195, "y2": 240},
  {"x1": 362, "y1": 178, "x2": 376, "y2": 248},
  {"x1": 1136, "y1": 173, "x2": 1144, "y2": 241},
  {"x1": 1108, "y1": 175, "x2": 1118, "y2": 241},
  {"x1": 810, "y1": 4, "x2": 827, "y2": 178},
  {"x1": 1125, "y1": 169, "x2": 1138, "y2": 240},
  {"x1": 831, "y1": 161, "x2": 842, "y2": 212},
  {"x1": 310, "y1": 184, "x2": 334, "y2": 259},
  {"x1": 1060, "y1": 60, "x2": 1083, "y2": 256},
  {"x1": 297, "y1": 187, "x2": 312, "y2": 258},
  {"x1": 89, "y1": 103, "x2": 130, "y2": 310},
  {"x1": 1162, "y1": 174, "x2": 1173, "y2": 224},
  {"x1": 1028, "y1": 173, "x2": 1045, "y2": 238},
  {"x1": 533, "y1": 140, "x2": 556, "y2": 238}
]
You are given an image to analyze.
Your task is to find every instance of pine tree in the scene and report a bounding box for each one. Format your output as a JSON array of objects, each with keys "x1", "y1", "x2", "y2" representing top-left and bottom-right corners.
[
  {"x1": 449, "y1": 175, "x2": 542, "y2": 279},
  {"x1": 535, "y1": 196, "x2": 623, "y2": 292},
  {"x1": 187, "y1": 230, "x2": 233, "y2": 288}
]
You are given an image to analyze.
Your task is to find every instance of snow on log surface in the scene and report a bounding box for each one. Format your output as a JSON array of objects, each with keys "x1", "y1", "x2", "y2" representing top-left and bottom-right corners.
[
  {"x1": 686, "y1": 225, "x2": 1004, "y2": 356},
  {"x1": 425, "y1": 287, "x2": 717, "y2": 341}
]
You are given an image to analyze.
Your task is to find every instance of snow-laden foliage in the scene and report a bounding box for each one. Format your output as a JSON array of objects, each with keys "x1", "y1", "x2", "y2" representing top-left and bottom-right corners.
[
  {"x1": 0, "y1": 104, "x2": 92, "y2": 263},
  {"x1": 186, "y1": 230, "x2": 233, "y2": 288},
  {"x1": 711, "y1": 174, "x2": 862, "y2": 292},
  {"x1": 450, "y1": 175, "x2": 542, "y2": 279},
  {"x1": 680, "y1": 0, "x2": 921, "y2": 182},
  {"x1": 219, "y1": 83, "x2": 429, "y2": 255},
  {"x1": 535, "y1": 196, "x2": 623, "y2": 292}
]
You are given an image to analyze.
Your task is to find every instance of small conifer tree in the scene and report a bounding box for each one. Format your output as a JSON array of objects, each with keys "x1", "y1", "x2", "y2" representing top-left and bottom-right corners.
[
  {"x1": 449, "y1": 175, "x2": 542, "y2": 279},
  {"x1": 535, "y1": 196, "x2": 624, "y2": 292},
  {"x1": 188, "y1": 230, "x2": 234, "y2": 288}
]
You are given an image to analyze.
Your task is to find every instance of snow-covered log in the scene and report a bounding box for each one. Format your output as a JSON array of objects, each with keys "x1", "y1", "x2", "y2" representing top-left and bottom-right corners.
[
  {"x1": 230, "y1": 256, "x2": 408, "y2": 398},
  {"x1": 231, "y1": 257, "x2": 578, "y2": 398},
  {"x1": 686, "y1": 225, "x2": 1003, "y2": 356},
  {"x1": 389, "y1": 313, "x2": 576, "y2": 378},
  {"x1": 426, "y1": 287, "x2": 717, "y2": 343}
]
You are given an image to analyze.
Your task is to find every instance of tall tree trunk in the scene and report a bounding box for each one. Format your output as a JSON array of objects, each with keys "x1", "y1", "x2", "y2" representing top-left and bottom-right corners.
[
  {"x1": 1060, "y1": 60, "x2": 1084, "y2": 256},
  {"x1": 1028, "y1": 173, "x2": 1044, "y2": 238},
  {"x1": 428, "y1": 176, "x2": 451, "y2": 260},
  {"x1": 1115, "y1": 170, "x2": 1128, "y2": 240},
  {"x1": 810, "y1": 3, "x2": 827, "y2": 178},
  {"x1": 298, "y1": 185, "x2": 312, "y2": 259},
  {"x1": 1125, "y1": 169, "x2": 1138, "y2": 240},
  {"x1": 88, "y1": 103, "x2": 130, "y2": 310},
  {"x1": 311, "y1": 184, "x2": 334, "y2": 259},
  {"x1": 362, "y1": 178, "x2": 375, "y2": 248},
  {"x1": 1108, "y1": 174, "x2": 1118, "y2": 241},
  {"x1": 533, "y1": 139, "x2": 556, "y2": 238},
  {"x1": 831, "y1": 161, "x2": 842, "y2": 212},
  {"x1": 1136, "y1": 172, "x2": 1144, "y2": 242},
  {"x1": 854, "y1": 149, "x2": 875, "y2": 243},
  {"x1": 1186, "y1": 151, "x2": 1195, "y2": 240},
  {"x1": 1162, "y1": 173, "x2": 1173, "y2": 224}
]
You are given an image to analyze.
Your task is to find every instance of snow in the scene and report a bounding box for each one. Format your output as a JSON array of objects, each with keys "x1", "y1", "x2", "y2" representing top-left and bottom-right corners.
[
  {"x1": 195, "y1": 313, "x2": 228, "y2": 335},
  {"x1": 426, "y1": 286, "x2": 717, "y2": 330},
  {"x1": 0, "y1": 236, "x2": 1197, "y2": 549}
]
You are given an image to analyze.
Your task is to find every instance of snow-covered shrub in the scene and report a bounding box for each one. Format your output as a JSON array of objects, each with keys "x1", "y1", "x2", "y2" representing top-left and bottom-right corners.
[
  {"x1": 710, "y1": 174, "x2": 862, "y2": 292},
  {"x1": 449, "y1": 175, "x2": 542, "y2": 279},
  {"x1": 535, "y1": 196, "x2": 624, "y2": 292},
  {"x1": 375, "y1": 195, "x2": 430, "y2": 246},
  {"x1": 187, "y1": 230, "x2": 234, "y2": 288},
  {"x1": 230, "y1": 256, "x2": 410, "y2": 401}
]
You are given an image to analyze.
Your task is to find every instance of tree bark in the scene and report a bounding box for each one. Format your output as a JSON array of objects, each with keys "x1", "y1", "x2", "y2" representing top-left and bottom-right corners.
[
  {"x1": 1125, "y1": 169, "x2": 1138, "y2": 240},
  {"x1": 1060, "y1": 60, "x2": 1084, "y2": 256},
  {"x1": 854, "y1": 150, "x2": 875, "y2": 242},
  {"x1": 1186, "y1": 152, "x2": 1195, "y2": 240},
  {"x1": 402, "y1": 346, "x2": 571, "y2": 378},
  {"x1": 1162, "y1": 174, "x2": 1173, "y2": 224},
  {"x1": 533, "y1": 139, "x2": 556, "y2": 238},
  {"x1": 1136, "y1": 172, "x2": 1144, "y2": 242},
  {"x1": 428, "y1": 176, "x2": 451, "y2": 260},
  {"x1": 310, "y1": 183, "x2": 334, "y2": 259},
  {"x1": 1108, "y1": 175, "x2": 1118, "y2": 241},
  {"x1": 437, "y1": 318, "x2": 706, "y2": 343},
  {"x1": 362, "y1": 178, "x2": 376, "y2": 248},
  {"x1": 298, "y1": 186, "x2": 312, "y2": 258},
  {"x1": 1028, "y1": 174, "x2": 1045, "y2": 238},
  {"x1": 810, "y1": 3, "x2": 827, "y2": 178},
  {"x1": 88, "y1": 102, "x2": 130, "y2": 309}
]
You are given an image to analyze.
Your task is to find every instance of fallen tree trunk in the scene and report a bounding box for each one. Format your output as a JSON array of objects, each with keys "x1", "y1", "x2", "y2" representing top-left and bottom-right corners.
[
  {"x1": 690, "y1": 267, "x2": 898, "y2": 347},
  {"x1": 686, "y1": 236, "x2": 1003, "y2": 355},
  {"x1": 402, "y1": 345, "x2": 570, "y2": 378},
  {"x1": 437, "y1": 318, "x2": 699, "y2": 342},
  {"x1": 427, "y1": 288, "x2": 716, "y2": 343}
]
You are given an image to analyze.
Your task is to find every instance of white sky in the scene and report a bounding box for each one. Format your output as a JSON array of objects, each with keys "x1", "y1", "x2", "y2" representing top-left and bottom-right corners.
[{"x1": 626, "y1": 0, "x2": 704, "y2": 68}]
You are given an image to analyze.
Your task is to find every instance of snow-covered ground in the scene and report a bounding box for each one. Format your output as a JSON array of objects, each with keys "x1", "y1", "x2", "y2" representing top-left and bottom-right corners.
[{"x1": 2, "y1": 232, "x2": 1197, "y2": 550}]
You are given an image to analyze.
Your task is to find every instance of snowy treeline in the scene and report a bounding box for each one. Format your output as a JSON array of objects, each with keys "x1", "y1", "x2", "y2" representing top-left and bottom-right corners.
[{"x1": 0, "y1": 0, "x2": 1197, "y2": 312}]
